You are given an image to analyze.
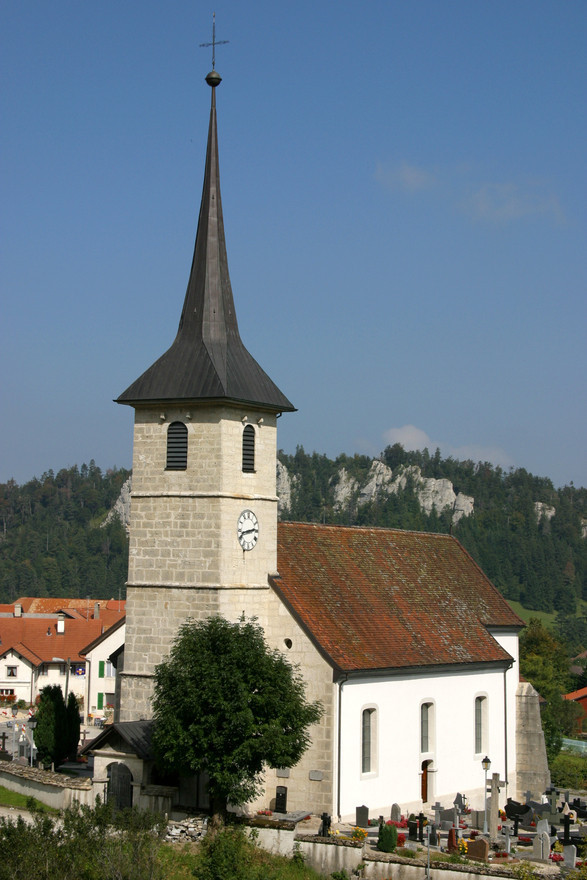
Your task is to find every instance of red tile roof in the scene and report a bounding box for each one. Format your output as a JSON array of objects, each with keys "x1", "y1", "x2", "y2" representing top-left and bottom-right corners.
[
  {"x1": 0, "y1": 618, "x2": 120, "y2": 665},
  {"x1": 15, "y1": 597, "x2": 125, "y2": 616},
  {"x1": 564, "y1": 687, "x2": 587, "y2": 701},
  {"x1": 272, "y1": 522, "x2": 523, "y2": 674}
]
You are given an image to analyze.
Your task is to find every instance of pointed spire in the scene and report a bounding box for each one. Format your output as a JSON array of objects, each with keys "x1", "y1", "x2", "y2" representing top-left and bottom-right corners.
[{"x1": 117, "y1": 73, "x2": 294, "y2": 413}]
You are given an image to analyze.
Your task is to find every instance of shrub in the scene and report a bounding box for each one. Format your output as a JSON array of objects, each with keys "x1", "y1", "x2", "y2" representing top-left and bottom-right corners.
[
  {"x1": 378, "y1": 821, "x2": 398, "y2": 853},
  {"x1": 550, "y1": 752, "x2": 587, "y2": 789}
]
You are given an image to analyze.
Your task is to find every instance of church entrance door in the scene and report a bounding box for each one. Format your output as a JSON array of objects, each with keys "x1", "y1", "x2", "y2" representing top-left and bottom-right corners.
[
  {"x1": 107, "y1": 762, "x2": 133, "y2": 810},
  {"x1": 421, "y1": 759, "x2": 433, "y2": 803}
]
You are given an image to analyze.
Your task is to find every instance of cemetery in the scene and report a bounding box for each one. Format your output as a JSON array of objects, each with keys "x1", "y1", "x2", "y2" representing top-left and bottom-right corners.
[{"x1": 218, "y1": 782, "x2": 587, "y2": 878}]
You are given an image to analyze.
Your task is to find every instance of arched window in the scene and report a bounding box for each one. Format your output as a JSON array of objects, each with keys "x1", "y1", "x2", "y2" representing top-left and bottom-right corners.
[
  {"x1": 361, "y1": 707, "x2": 378, "y2": 774},
  {"x1": 166, "y1": 422, "x2": 188, "y2": 470},
  {"x1": 475, "y1": 696, "x2": 487, "y2": 754},
  {"x1": 242, "y1": 424, "x2": 255, "y2": 473},
  {"x1": 420, "y1": 702, "x2": 434, "y2": 753}
]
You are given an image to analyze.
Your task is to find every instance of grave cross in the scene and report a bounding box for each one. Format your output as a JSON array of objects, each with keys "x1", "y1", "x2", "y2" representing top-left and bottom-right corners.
[
  {"x1": 489, "y1": 772, "x2": 506, "y2": 841},
  {"x1": 432, "y1": 802, "x2": 444, "y2": 828},
  {"x1": 545, "y1": 787, "x2": 559, "y2": 821},
  {"x1": 561, "y1": 812, "x2": 574, "y2": 847}
]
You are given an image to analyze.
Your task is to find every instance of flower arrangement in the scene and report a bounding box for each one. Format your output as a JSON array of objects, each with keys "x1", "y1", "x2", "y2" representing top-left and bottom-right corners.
[
  {"x1": 351, "y1": 827, "x2": 368, "y2": 842},
  {"x1": 397, "y1": 833, "x2": 406, "y2": 847},
  {"x1": 518, "y1": 836, "x2": 531, "y2": 845},
  {"x1": 458, "y1": 839, "x2": 468, "y2": 855},
  {"x1": 549, "y1": 853, "x2": 564, "y2": 862},
  {"x1": 256, "y1": 809, "x2": 272, "y2": 816},
  {"x1": 493, "y1": 851, "x2": 509, "y2": 858}
]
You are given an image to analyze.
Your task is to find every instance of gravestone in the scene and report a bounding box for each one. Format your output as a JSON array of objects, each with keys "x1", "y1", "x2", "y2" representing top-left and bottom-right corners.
[
  {"x1": 356, "y1": 805, "x2": 369, "y2": 828},
  {"x1": 447, "y1": 827, "x2": 458, "y2": 853},
  {"x1": 503, "y1": 824, "x2": 511, "y2": 854},
  {"x1": 470, "y1": 809, "x2": 485, "y2": 831},
  {"x1": 318, "y1": 813, "x2": 331, "y2": 837},
  {"x1": 418, "y1": 812, "x2": 425, "y2": 843},
  {"x1": 408, "y1": 818, "x2": 418, "y2": 841},
  {"x1": 489, "y1": 772, "x2": 506, "y2": 840},
  {"x1": 532, "y1": 830, "x2": 550, "y2": 861},
  {"x1": 429, "y1": 825, "x2": 438, "y2": 846},
  {"x1": 431, "y1": 801, "x2": 444, "y2": 828},
  {"x1": 563, "y1": 845, "x2": 577, "y2": 869},
  {"x1": 561, "y1": 812, "x2": 574, "y2": 845},
  {"x1": 454, "y1": 793, "x2": 465, "y2": 812},
  {"x1": 391, "y1": 803, "x2": 401, "y2": 822},
  {"x1": 536, "y1": 818, "x2": 550, "y2": 837},
  {"x1": 275, "y1": 786, "x2": 287, "y2": 813},
  {"x1": 467, "y1": 837, "x2": 490, "y2": 861}
]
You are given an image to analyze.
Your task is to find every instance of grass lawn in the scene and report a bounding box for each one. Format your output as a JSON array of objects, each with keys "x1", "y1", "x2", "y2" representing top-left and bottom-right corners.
[{"x1": 0, "y1": 784, "x2": 58, "y2": 814}]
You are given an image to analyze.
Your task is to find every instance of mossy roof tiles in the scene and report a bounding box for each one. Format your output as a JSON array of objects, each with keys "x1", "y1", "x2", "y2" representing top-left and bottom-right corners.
[{"x1": 272, "y1": 522, "x2": 523, "y2": 673}]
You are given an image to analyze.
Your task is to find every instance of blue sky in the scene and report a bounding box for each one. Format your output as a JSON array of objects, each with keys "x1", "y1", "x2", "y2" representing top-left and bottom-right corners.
[{"x1": 1, "y1": 1, "x2": 586, "y2": 489}]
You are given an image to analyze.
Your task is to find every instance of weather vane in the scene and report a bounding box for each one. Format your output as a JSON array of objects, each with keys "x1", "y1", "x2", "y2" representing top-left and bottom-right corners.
[{"x1": 199, "y1": 12, "x2": 229, "y2": 70}]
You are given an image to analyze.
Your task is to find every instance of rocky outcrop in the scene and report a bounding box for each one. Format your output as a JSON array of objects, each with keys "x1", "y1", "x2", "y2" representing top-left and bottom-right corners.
[
  {"x1": 534, "y1": 501, "x2": 556, "y2": 524},
  {"x1": 326, "y1": 461, "x2": 474, "y2": 524},
  {"x1": 276, "y1": 460, "x2": 298, "y2": 512},
  {"x1": 103, "y1": 477, "x2": 132, "y2": 534}
]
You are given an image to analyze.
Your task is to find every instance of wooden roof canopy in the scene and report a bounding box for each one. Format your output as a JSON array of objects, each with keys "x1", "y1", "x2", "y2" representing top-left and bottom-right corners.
[{"x1": 117, "y1": 70, "x2": 294, "y2": 413}]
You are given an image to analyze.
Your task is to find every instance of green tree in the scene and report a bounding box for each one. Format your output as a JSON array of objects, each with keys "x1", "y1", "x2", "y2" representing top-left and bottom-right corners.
[
  {"x1": 65, "y1": 692, "x2": 81, "y2": 761},
  {"x1": 34, "y1": 685, "x2": 80, "y2": 767},
  {"x1": 152, "y1": 616, "x2": 322, "y2": 818},
  {"x1": 519, "y1": 618, "x2": 580, "y2": 761}
]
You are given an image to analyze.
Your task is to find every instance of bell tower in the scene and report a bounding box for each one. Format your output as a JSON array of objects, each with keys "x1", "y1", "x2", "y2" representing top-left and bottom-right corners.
[{"x1": 116, "y1": 68, "x2": 294, "y2": 721}]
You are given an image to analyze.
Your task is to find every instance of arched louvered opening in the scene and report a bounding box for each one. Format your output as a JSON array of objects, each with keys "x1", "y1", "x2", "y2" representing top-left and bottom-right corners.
[
  {"x1": 166, "y1": 422, "x2": 188, "y2": 470},
  {"x1": 242, "y1": 424, "x2": 255, "y2": 473}
]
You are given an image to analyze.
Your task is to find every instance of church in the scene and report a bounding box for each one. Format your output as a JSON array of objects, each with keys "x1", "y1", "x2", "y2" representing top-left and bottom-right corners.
[{"x1": 84, "y1": 65, "x2": 548, "y2": 820}]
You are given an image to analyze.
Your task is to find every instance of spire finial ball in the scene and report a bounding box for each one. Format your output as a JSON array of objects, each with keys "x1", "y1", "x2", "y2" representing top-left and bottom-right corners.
[{"x1": 205, "y1": 70, "x2": 222, "y2": 88}]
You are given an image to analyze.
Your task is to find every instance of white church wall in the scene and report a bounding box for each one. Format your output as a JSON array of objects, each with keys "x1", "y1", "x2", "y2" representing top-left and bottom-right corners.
[
  {"x1": 487, "y1": 629, "x2": 520, "y2": 799},
  {"x1": 338, "y1": 663, "x2": 513, "y2": 822}
]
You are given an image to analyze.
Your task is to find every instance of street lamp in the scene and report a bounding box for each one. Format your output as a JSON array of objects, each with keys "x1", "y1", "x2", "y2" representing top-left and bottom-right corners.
[
  {"x1": 11, "y1": 705, "x2": 18, "y2": 759},
  {"x1": 28, "y1": 716, "x2": 38, "y2": 767},
  {"x1": 482, "y1": 755, "x2": 491, "y2": 834}
]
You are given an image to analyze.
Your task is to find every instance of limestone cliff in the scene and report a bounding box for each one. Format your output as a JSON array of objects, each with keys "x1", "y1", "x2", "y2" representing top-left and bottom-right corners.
[{"x1": 279, "y1": 458, "x2": 475, "y2": 524}]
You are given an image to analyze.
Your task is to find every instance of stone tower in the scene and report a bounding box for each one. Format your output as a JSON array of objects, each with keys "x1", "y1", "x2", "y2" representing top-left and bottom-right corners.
[{"x1": 115, "y1": 69, "x2": 295, "y2": 721}]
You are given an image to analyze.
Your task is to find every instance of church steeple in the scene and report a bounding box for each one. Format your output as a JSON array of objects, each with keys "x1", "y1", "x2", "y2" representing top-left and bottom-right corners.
[{"x1": 117, "y1": 71, "x2": 294, "y2": 414}]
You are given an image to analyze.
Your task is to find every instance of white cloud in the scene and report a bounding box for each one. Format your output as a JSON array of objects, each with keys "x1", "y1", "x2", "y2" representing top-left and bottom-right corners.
[
  {"x1": 384, "y1": 424, "x2": 434, "y2": 450},
  {"x1": 460, "y1": 182, "x2": 565, "y2": 225},
  {"x1": 375, "y1": 161, "x2": 436, "y2": 193},
  {"x1": 375, "y1": 159, "x2": 565, "y2": 226},
  {"x1": 383, "y1": 424, "x2": 515, "y2": 470}
]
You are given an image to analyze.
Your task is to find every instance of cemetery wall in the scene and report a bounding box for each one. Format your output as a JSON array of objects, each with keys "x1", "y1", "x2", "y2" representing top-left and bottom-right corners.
[
  {"x1": 338, "y1": 665, "x2": 513, "y2": 821},
  {"x1": 0, "y1": 763, "x2": 93, "y2": 810}
]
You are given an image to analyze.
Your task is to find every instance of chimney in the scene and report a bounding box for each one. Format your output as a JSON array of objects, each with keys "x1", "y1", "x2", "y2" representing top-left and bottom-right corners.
[
  {"x1": 57, "y1": 614, "x2": 65, "y2": 634},
  {"x1": 94, "y1": 602, "x2": 100, "y2": 620},
  {"x1": 14, "y1": 604, "x2": 22, "y2": 618}
]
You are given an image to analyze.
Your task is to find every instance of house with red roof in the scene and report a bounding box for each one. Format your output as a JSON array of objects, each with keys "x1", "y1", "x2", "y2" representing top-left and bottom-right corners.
[
  {"x1": 563, "y1": 686, "x2": 587, "y2": 734},
  {"x1": 84, "y1": 65, "x2": 549, "y2": 820},
  {"x1": 0, "y1": 599, "x2": 125, "y2": 712}
]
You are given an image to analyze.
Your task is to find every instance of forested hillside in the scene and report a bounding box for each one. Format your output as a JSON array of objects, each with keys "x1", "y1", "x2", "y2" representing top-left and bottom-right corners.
[{"x1": 0, "y1": 462, "x2": 129, "y2": 603}]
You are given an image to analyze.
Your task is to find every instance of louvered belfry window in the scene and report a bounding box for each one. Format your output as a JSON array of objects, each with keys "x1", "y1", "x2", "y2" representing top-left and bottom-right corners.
[
  {"x1": 166, "y1": 421, "x2": 188, "y2": 470},
  {"x1": 242, "y1": 424, "x2": 255, "y2": 473}
]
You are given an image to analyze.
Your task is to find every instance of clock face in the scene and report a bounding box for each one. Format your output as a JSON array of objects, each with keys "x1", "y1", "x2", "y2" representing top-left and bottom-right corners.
[{"x1": 237, "y1": 509, "x2": 259, "y2": 551}]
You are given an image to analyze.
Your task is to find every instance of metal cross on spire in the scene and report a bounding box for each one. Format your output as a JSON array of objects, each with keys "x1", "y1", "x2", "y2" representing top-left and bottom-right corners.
[{"x1": 199, "y1": 12, "x2": 229, "y2": 70}]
